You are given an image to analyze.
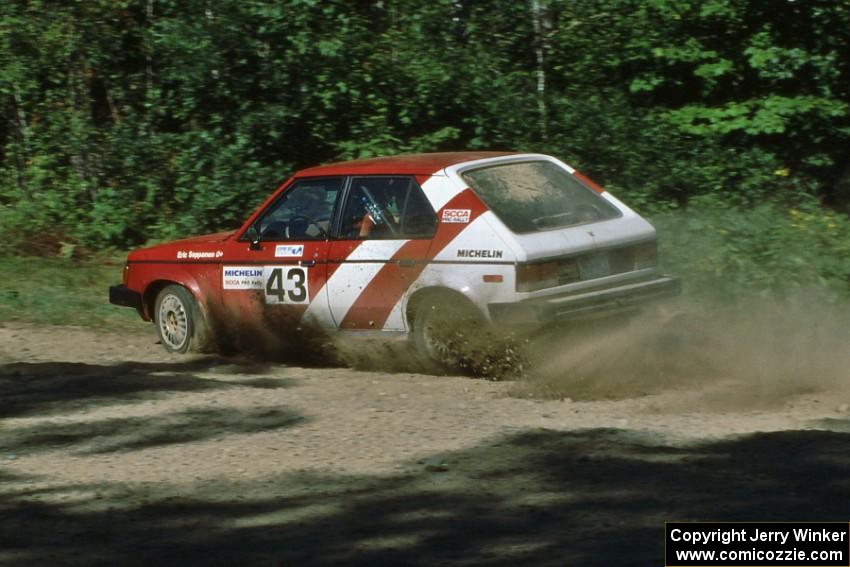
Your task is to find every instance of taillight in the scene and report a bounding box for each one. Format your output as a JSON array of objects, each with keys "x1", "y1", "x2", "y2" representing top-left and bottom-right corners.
[
  {"x1": 123, "y1": 264, "x2": 130, "y2": 286},
  {"x1": 634, "y1": 241, "x2": 658, "y2": 269},
  {"x1": 516, "y1": 261, "x2": 559, "y2": 292}
]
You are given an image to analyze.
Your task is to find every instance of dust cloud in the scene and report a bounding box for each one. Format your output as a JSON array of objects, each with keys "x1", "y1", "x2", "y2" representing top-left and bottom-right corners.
[
  {"x1": 518, "y1": 291, "x2": 850, "y2": 407},
  {"x1": 200, "y1": 300, "x2": 341, "y2": 366},
  {"x1": 202, "y1": 289, "x2": 849, "y2": 410}
]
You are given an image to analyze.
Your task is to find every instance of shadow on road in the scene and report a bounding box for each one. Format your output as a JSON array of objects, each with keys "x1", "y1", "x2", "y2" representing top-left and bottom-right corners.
[
  {"x1": 0, "y1": 359, "x2": 291, "y2": 418},
  {"x1": 2, "y1": 426, "x2": 847, "y2": 566},
  {"x1": 0, "y1": 407, "x2": 304, "y2": 455}
]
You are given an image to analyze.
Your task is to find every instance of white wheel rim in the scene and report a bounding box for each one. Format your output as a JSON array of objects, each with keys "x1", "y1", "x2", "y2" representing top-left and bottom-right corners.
[
  {"x1": 422, "y1": 309, "x2": 452, "y2": 361},
  {"x1": 158, "y1": 294, "x2": 189, "y2": 350}
]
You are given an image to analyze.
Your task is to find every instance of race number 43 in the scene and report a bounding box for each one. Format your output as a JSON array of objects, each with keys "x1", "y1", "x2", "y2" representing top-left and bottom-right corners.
[{"x1": 263, "y1": 266, "x2": 309, "y2": 304}]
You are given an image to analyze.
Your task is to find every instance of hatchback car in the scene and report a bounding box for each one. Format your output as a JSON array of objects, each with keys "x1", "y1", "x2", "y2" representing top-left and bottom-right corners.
[{"x1": 109, "y1": 152, "x2": 680, "y2": 364}]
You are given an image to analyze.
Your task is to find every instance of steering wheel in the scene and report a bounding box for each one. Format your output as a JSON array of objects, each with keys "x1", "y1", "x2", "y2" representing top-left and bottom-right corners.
[{"x1": 285, "y1": 215, "x2": 327, "y2": 239}]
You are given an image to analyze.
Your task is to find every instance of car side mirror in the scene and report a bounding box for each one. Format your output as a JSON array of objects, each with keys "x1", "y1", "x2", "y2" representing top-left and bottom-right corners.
[{"x1": 246, "y1": 226, "x2": 261, "y2": 250}]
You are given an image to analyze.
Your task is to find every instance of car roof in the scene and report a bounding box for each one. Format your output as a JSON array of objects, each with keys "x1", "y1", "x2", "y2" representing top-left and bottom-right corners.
[{"x1": 295, "y1": 151, "x2": 517, "y2": 177}]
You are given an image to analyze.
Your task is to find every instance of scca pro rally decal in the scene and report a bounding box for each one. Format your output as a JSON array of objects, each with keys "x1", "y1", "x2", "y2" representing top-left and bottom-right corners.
[
  {"x1": 441, "y1": 209, "x2": 471, "y2": 223},
  {"x1": 223, "y1": 266, "x2": 264, "y2": 290},
  {"x1": 274, "y1": 244, "x2": 304, "y2": 258},
  {"x1": 223, "y1": 265, "x2": 309, "y2": 305}
]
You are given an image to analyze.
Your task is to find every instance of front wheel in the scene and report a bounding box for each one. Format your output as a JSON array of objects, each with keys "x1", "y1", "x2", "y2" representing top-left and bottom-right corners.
[{"x1": 154, "y1": 285, "x2": 202, "y2": 353}]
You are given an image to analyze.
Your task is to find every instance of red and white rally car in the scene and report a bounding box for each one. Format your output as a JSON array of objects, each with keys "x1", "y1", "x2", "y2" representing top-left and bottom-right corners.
[{"x1": 109, "y1": 152, "x2": 679, "y2": 363}]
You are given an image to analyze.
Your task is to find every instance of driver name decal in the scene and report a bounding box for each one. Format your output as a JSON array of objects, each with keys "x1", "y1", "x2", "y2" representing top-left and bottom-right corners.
[
  {"x1": 275, "y1": 244, "x2": 304, "y2": 258},
  {"x1": 178, "y1": 250, "x2": 223, "y2": 260}
]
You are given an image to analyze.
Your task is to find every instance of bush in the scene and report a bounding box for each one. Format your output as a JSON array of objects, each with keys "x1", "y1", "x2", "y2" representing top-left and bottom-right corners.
[{"x1": 652, "y1": 195, "x2": 850, "y2": 300}]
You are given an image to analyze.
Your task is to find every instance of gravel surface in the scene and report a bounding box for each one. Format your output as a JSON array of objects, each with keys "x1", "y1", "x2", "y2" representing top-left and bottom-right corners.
[{"x1": 1, "y1": 322, "x2": 849, "y2": 566}]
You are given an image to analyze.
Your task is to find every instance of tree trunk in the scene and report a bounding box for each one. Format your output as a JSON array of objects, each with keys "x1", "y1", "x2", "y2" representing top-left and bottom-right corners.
[
  {"x1": 531, "y1": 0, "x2": 550, "y2": 142},
  {"x1": 146, "y1": 0, "x2": 154, "y2": 96},
  {"x1": 10, "y1": 90, "x2": 31, "y2": 195}
]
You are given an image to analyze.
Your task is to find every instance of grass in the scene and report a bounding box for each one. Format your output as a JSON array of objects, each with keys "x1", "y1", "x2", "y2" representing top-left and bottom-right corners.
[
  {"x1": 0, "y1": 255, "x2": 145, "y2": 329},
  {"x1": 650, "y1": 197, "x2": 850, "y2": 300}
]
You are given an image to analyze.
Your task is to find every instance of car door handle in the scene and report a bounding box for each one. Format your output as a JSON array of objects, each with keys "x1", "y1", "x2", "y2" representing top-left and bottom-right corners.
[
  {"x1": 300, "y1": 260, "x2": 316, "y2": 267},
  {"x1": 397, "y1": 259, "x2": 416, "y2": 268}
]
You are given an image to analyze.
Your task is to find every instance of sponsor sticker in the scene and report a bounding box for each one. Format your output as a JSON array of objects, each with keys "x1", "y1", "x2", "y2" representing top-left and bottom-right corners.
[
  {"x1": 275, "y1": 244, "x2": 305, "y2": 258},
  {"x1": 441, "y1": 209, "x2": 471, "y2": 223},
  {"x1": 223, "y1": 265, "x2": 310, "y2": 305},
  {"x1": 457, "y1": 249, "x2": 504, "y2": 259},
  {"x1": 222, "y1": 266, "x2": 264, "y2": 290}
]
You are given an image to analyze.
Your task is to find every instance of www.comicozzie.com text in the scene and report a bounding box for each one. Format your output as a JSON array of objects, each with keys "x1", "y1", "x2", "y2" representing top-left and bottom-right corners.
[{"x1": 670, "y1": 526, "x2": 847, "y2": 546}]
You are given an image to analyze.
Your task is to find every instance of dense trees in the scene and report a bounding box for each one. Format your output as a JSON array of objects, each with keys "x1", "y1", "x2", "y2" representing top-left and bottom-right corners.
[{"x1": 1, "y1": 0, "x2": 848, "y2": 251}]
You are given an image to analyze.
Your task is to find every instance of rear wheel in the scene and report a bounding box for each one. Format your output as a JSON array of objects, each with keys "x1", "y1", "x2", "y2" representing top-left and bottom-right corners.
[
  {"x1": 412, "y1": 295, "x2": 484, "y2": 372},
  {"x1": 154, "y1": 285, "x2": 200, "y2": 353}
]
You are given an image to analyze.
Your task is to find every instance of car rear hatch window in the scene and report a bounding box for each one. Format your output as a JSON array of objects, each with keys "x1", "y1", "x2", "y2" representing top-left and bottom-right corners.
[{"x1": 461, "y1": 160, "x2": 620, "y2": 233}]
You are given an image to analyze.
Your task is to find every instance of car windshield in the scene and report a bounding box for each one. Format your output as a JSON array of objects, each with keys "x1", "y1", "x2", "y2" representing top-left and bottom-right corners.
[{"x1": 462, "y1": 160, "x2": 620, "y2": 233}]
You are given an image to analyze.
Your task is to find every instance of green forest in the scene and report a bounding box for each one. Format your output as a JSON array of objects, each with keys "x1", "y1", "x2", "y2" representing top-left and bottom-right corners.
[{"x1": 1, "y1": 0, "x2": 849, "y2": 295}]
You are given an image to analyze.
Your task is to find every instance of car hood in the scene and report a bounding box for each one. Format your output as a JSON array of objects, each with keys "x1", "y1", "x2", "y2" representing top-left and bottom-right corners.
[{"x1": 128, "y1": 231, "x2": 235, "y2": 262}]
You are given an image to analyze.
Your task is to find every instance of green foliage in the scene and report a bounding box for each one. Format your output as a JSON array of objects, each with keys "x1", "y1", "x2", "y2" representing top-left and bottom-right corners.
[
  {"x1": 665, "y1": 96, "x2": 849, "y2": 136},
  {"x1": 0, "y1": 0, "x2": 848, "y2": 303},
  {"x1": 653, "y1": 196, "x2": 850, "y2": 299}
]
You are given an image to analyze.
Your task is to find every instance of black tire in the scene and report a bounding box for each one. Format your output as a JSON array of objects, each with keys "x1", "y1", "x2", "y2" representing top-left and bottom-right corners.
[
  {"x1": 154, "y1": 285, "x2": 203, "y2": 354},
  {"x1": 412, "y1": 295, "x2": 484, "y2": 371}
]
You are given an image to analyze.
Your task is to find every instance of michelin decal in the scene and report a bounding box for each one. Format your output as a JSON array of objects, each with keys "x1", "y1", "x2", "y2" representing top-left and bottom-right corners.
[
  {"x1": 223, "y1": 266, "x2": 264, "y2": 290},
  {"x1": 456, "y1": 249, "x2": 504, "y2": 259}
]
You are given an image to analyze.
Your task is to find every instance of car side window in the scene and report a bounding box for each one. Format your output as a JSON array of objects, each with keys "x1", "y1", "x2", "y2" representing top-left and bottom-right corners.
[
  {"x1": 254, "y1": 178, "x2": 343, "y2": 241},
  {"x1": 340, "y1": 177, "x2": 436, "y2": 239}
]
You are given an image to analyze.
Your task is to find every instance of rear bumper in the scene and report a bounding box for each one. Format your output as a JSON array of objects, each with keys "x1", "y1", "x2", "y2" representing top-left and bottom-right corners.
[
  {"x1": 109, "y1": 284, "x2": 143, "y2": 313},
  {"x1": 489, "y1": 275, "x2": 681, "y2": 325}
]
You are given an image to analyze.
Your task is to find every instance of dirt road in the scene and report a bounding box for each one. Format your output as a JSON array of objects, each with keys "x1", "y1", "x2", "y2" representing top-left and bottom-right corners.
[{"x1": 1, "y1": 322, "x2": 849, "y2": 566}]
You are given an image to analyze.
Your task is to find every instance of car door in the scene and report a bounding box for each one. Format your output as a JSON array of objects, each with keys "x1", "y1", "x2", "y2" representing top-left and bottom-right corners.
[
  {"x1": 218, "y1": 177, "x2": 343, "y2": 330},
  {"x1": 326, "y1": 176, "x2": 437, "y2": 332}
]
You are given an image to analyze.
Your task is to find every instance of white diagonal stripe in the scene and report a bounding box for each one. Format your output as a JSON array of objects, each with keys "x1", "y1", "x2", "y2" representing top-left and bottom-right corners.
[
  {"x1": 420, "y1": 174, "x2": 464, "y2": 212},
  {"x1": 307, "y1": 239, "x2": 409, "y2": 326}
]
